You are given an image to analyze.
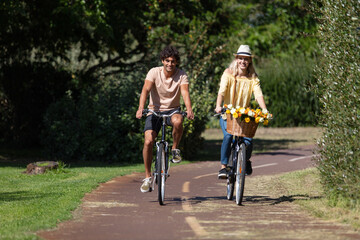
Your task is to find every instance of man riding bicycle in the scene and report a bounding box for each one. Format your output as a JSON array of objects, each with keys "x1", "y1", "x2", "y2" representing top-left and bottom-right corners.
[{"x1": 136, "y1": 46, "x2": 194, "y2": 193}]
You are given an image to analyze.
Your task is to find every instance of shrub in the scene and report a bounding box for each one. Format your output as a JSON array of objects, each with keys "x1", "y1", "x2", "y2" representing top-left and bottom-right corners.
[
  {"x1": 311, "y1": 0, "x2": 360, "y2": 206},
  {"x1": 42, "y1": 75, "x2": 144, "y2": 163},
  {"x1": 257, "y1": 55, "x2": 320, "y2": 127}
]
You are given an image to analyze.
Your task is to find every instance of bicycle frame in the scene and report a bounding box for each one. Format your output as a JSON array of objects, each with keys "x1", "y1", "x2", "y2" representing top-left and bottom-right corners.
[
  {"x1": 143, "y1": 109, "x2": 185, "y2": 205},
  {"x1": 228, "y1": 136, "x2": 243, "y2": 178},
  {"x1": 153, "y1": 112, "x2": 171, "y2": 189},
  {"x1": 229, "y1": 136, "x2": 247, "y2": 205}
]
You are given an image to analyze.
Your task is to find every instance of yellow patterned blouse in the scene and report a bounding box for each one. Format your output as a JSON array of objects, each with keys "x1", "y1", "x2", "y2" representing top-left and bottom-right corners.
[{"x1": 218, "y1": 71, "x2": 263, "y2": 119}]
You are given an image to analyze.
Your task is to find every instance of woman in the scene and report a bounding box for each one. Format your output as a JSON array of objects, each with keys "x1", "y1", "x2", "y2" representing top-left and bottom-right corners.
[{"x1": 215, "y1": 45, "x2": 268, "y2": 179}]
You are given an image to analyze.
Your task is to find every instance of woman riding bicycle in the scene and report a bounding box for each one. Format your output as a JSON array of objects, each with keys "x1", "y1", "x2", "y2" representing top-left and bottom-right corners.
[{"x1": 215, "y1": 45, "x2": 268, "y2": 179}]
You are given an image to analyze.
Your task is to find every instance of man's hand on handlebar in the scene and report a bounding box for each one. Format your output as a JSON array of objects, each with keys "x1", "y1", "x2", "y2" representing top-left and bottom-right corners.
[
  {"x1": 136, "y1": 109, "x2": 144, "y2": 119},
  {"x1": 186, "y1": 110, "x2": 194, "y2": 120}
]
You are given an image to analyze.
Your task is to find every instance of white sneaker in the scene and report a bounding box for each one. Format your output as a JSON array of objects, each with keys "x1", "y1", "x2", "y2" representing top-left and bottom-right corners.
[{"x1": 140, "y1": 177, "x2": 152, "y2": 193}]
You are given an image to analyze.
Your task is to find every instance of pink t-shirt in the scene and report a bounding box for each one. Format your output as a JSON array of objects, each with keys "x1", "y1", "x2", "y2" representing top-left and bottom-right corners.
[{"x1": 146, "y1": 66, "x2": 189, "y2": 111}]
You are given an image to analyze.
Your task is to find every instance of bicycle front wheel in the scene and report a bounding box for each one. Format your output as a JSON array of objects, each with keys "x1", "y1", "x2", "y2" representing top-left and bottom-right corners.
[
  {"x1": 226, "y1": 149, "x2": 235, "y2": 200},
  {"x1": 156, "y1": 143, "x2": 166, "y2": 205},
  {"x1": 235, "y1": 143, "x2": 247, "y2": 205}
]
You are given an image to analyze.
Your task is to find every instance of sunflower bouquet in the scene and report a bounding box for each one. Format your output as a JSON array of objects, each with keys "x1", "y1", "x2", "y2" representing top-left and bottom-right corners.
[{"x1": 224, "y1": 104, "x2": 273, "y2": 137}]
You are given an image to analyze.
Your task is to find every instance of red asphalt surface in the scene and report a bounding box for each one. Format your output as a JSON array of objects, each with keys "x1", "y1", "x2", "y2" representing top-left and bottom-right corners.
[{"x1": 37, "y1": 145, "x2": 360, "y2": 240}]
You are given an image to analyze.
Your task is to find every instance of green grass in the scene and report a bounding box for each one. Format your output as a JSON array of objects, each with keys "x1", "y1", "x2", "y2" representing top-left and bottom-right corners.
[
  {"x1": 0, "y1": 161, "x2": 144, "y2": 240},
  {"x1": 3, "y1": 127, "x2": 358, "y2": 239},
  {"x1": 276, "y1": 168, "x2": 360, "y2": 231}
]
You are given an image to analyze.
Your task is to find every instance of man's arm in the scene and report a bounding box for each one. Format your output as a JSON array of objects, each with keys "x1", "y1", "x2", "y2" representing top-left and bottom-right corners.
[
  {"x1": 180, "y1": 84, "x2": 194, "y2": 120},
  {"x1": 136, "y1": 80, "x2": 154, "y2": 119}
]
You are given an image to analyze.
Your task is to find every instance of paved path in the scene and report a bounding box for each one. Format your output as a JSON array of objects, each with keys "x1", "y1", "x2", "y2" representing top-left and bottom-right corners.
[{"x1": 38, "y1": 146, "x2": 360, "y2": 240}]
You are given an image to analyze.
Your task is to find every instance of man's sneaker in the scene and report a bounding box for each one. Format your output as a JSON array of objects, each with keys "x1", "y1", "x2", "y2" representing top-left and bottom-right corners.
[
  {"x1": 171, "y1": 149, "x2": 182, "y2": 163},
  {"x1": 140, "y1": 177, "x2": 152, "y2": 193},
  {"x1": 218, "y1": 168, "x2": 228, "y2": 179},
  {"x1": 246, "y1": 160, "x2": 253, "y2": 176}
]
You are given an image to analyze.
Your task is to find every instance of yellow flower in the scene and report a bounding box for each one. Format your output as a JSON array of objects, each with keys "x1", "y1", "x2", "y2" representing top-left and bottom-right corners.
[
  {"x1": 226, "y1": 109, "x2": 230, "y2": 114},
  {"x1": 233, "y1": 112, "x2": 239, "y2": 118},
  {"x1": 255, "y1": 117, "x2": 261, "y2": 123},
  {"x1": 264, "y1": 120, "x2": 269, "y2": 125},
  {"x1": 256, "y1": 109, "x2": 261, "y2": 115},
  {"x1": 245, "y1": 117, "x2": 250, "y2": 123}
]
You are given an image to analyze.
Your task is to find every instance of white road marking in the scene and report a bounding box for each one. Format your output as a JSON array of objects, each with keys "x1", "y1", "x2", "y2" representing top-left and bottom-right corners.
[
  {"x1": 185, "y1": 216, "x2": 208, "y2": 237},
  {"x1": 182, "y1": 181, "x2": 190, "y2": 192},
  {"x1": 288, "y1": 154, "x2": 318, "y2": 162},
  {"x1": 253, "y1": 163, "x2": 278, "y2": 169},
  {"x1": 182, "y1": 196, "x2": 192, "y2": 211},
  {"x1": 193, "y1": 173, "x2": 217, "y2": 180}
]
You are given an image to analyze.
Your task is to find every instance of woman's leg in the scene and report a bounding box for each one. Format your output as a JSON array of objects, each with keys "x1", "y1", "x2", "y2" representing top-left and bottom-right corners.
[
  {"x1": 243, "y1": 137, "x2": 253, "y2": 175},
  {"x1": 220, "y1": 117, "x2": 233, "y2": 166},
  {"x1": 243, "y1": 137, "x2": 253, "y2": 161}
]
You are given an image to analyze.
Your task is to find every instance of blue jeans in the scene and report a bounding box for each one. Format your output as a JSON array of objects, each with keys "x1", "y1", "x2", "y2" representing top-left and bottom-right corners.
[{"x1": 219, "y1": 117, "x2": 253, "y2": 166}]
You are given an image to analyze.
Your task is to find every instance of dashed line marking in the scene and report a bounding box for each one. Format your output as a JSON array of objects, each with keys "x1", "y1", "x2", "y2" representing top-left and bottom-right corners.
[
  {"x1": 185, "y1": 216, "x2": 208, "y2": 237},
  {"x1": 182, "y1": 196, "x2": 192, "y2": 211},
  {"x1": 288, "y1": 154, "x2": 318, "y2": 162},
  {"x1": 193, "y1": 173, "x2": 217, "y2": 180},
  {"x1": 253, "y1": 163, "x2": 278, "y2": 169},
  {"x1": 182, "y1": 181, "x2": 190, "y2": 193}
]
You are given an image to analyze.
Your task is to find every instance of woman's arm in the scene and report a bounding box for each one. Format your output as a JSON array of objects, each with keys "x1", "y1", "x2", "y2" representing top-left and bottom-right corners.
[
  {"x1": 256, "y1": 95, "x2": 267, "y2": 112},
  {"x1": 215, "y1": 94, "x2": 224, "y2": 113}
]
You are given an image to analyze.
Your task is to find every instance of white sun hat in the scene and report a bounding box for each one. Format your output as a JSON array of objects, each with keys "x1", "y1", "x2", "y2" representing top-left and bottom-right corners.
[{"x1": 233, "y1": 45, "x2": 252, "y2": 57}]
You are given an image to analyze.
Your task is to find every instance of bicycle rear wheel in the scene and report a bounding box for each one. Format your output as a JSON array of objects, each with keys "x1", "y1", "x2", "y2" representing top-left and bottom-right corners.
[
  {"x1": 226, "y1": 149, "x2": 235, "y2": 200},
  {"x1": 235, "y1": 143, "x2": 247, "y2": 205},
  {"x1": 156, "y1": 143, "x2": 166, "y2": 205}
]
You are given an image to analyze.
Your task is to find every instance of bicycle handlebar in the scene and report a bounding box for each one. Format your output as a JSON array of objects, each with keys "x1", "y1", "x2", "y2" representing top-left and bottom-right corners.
[{"x1": 142, "y1": 109, "x2": 187, "y2": 118}]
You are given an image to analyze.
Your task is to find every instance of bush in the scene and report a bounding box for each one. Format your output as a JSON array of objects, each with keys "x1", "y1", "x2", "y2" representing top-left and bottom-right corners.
[
  {"x1": 42, "y1": 75, "x2": 144, "y2": 163},
  {"x1": 42, "y1": 69, "x2": 213, "y2": 163},
  {"x1": 257, "y1": 55, "x2": 320, "y2": 127},
  {"x1": 0, "y1": 63, "x2": 71, "y2": 146},
  {"x1": 180, "y1": 87, "x2": 214, "y2": 159},
  {"x1": 311, "y1": 0, "x2": 360, "y2": 206}
]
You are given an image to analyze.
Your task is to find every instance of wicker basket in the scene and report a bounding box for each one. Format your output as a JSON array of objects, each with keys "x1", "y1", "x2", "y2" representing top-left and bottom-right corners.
[{"x1": 226, "y1": 113, "x2": 259, "y2": 138}]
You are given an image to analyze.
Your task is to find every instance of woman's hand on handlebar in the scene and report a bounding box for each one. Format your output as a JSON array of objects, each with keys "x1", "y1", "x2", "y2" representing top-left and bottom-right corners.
[{"x1": 215, "y1": 106, "x2": 223, "y2": 114}]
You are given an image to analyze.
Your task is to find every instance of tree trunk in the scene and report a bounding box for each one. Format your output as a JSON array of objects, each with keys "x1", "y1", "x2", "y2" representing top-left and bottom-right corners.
[{"x1": 24, "y1": 161, "x2": 59, "y2": 175}]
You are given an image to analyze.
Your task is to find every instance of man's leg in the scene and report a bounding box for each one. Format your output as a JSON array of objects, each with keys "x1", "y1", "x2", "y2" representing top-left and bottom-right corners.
[
  {"x1": 170, "y1": 113, "x2": 183, "y2": 163},
  {"x1": 171, "y1": 114, "x2": 183, "y2": 150},
  {"x1": 143, "y1": 130, "x2": 157, "y2": 178}
]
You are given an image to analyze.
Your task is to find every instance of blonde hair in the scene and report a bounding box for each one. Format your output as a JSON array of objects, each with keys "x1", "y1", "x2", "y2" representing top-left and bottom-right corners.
[{"x1": 228, "y1": 59, "x2": 258, "y2": 78}]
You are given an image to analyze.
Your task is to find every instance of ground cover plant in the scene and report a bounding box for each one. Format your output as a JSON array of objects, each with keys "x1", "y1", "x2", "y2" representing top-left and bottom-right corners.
[
  {"x1": 276, "y1": 168, "x2": 360, "y2": 231},
  {"x1": 0, "y1": 160, "x2": 144, "y2": 240}
]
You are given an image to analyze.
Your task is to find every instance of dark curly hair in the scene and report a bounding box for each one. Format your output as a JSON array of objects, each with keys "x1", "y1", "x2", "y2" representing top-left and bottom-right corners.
[{"x1": 160, "y1": 46, "x2": 180, "y2": 63}]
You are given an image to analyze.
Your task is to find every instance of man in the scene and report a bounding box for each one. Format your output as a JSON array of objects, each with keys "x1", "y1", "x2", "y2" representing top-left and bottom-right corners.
[{"x1": 136, "y1": 46, "x2": 194, "y2": 193}]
